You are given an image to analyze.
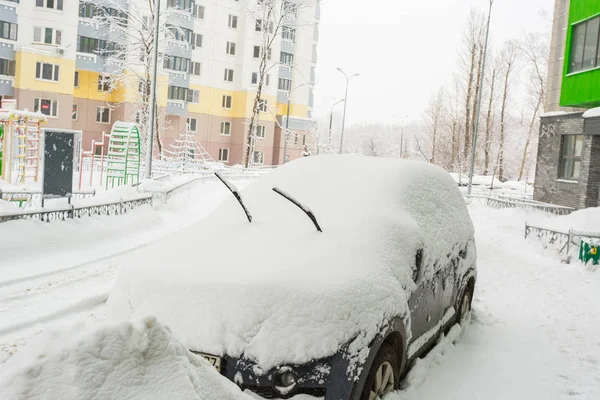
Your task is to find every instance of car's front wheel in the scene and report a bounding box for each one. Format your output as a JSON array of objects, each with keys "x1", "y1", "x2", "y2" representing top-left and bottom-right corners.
[
  {"x1": 457, "y1": 287, "x2": 473, "y2": 326},
  {"x1": 360, "y1": 343, "x2": 399, "y2": 400}
]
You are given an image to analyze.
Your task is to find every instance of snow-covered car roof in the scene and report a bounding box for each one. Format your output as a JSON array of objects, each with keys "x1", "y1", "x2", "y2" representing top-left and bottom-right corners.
[{"x1": 108, "y1": 156, "x2": 474, "y2": 371}]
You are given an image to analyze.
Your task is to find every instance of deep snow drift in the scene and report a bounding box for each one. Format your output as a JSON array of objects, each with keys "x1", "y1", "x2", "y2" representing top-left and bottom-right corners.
[
  {"x1": 107, "y1": 156, "x2": 475, "y2": 372},
  {"x1": 0, "y1": 316, "x2": 250, "y2": 400}
]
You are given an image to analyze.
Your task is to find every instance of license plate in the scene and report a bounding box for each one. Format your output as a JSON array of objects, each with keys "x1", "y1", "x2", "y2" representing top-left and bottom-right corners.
[{"x1": 196, "y1": 352, "x2": 222, "y2": 372}]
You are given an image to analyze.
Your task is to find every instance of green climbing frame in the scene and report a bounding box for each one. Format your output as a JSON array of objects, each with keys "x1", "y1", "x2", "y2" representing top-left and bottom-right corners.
[{"x1": 106, "y1": 122, "x2": 141, "y2": 189}]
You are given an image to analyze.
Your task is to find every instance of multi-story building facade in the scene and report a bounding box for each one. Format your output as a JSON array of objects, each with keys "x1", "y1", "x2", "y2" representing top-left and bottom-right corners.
[
  {"x1": 534, "y1": 0, "x2": 600, "y2": 209},
  {"x1": 0, "y1": 0, "x2": 319, "y2": 166}
]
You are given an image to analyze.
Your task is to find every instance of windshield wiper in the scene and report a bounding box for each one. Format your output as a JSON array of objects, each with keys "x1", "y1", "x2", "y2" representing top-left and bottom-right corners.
[
  {"x1": 215, "y1": 172, "x2": 252, "y2": 223},
  {"x1": 272, "y1": 187, "x2": 322, "y2": 233}
]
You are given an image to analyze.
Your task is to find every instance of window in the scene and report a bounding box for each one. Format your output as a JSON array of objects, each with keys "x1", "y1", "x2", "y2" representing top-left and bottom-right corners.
[
  {"x1": 166, "y1": 0, "x2": 194, "y2": 12},
  {"x1": 36, "y1": 0, "x2": 63, "y2": 10},
  {"x1": 266, "y1": 74, "x2": 270, "y2": 86},
  {"x1": 167, "y1": 25, "x2": 193, "y2": 44},
  {"x1": 570, "y1": 16, "x2": 600, "y2": 73},
  {"x1": 0, "y1": 21, "x2": 18, "y2": 41},
  {"x1": 74, "y1": 71, "x2": 79, "y2": 87},
  {"x1": 278, "y1": 78, "x2": 292, "y2": 91},
  {"x1": 35, "y1": 62, "x2": 60, "y2": 82},
  {"x1": 559, "y1": 135, "x2": 583, "y2": 180},
  {"x1": 226, "y1": 41, "x2": 236, "y2": 55},
  {"x1": 252, "y1": 150, "x2": 264, "y2": 164},
  {"x1": 253, "y1": 46, "x2": 261, "y2": 58},
  {"x1": 187, "y1": 118, "x2": 197, "y2": 132},
  {"x1": 302, "y1": 134, "x2": 306, "y2": 146},
  {"x1": 220, "y1": 121, "x2": 231, "y2": 136},
  {"x1": 218, "y1": 148, "x2": 229, "y2": 162},
  {"x1": 282, "y1": 26, "x2": 295, "y2": 42},
  {"x1": 72, "y1": 104, "x2": 78, "y2": 120},
  {"x1": 0, "y1": 58, "x2": 16, "y2": 76},
  {"x1": 256, "y1": 125, "x2": 266, "y2": 139},
  {"x1": 228, "y1": 15, "x2": 238, "y2": 29},
  {"x1": 187, "y1": 89, "x2": 199, "y2": 103},
  {"x1": 224, "y1": 68, "x2": 234, "y2": 82},
  {"x1": 192, "y1": 33, "x2": 203, "y2": 48},
  {"x1": 255, "y1": 19, "x2": 273, "y2": 33},
  {"x1": 163, "y1": 55, "x2": 191, "y2": 72},
  {"x1": 33, "y1": 27, "x2": 62, "y2": 45},
  {"x1": 222, "y1": 95, "x2": 232, "y2": 109},
  {"x1": 258, "y1": 99, "x2": 268, "y2": 112},
  {"x1": 168, "y1": 85, "x2": 188, "y2": 101},
  {"x1": 191, "y1": 62, "x2": 201, "y2": 76},
  {"x1": 251, "y1": 72, "x2": 258, "y2": 85},
  {"x1": 96, "y1": 106, "x2": 111, "y2": 123},
  {"x1": 77, "y1": 36, "x2": 122, "y2": 57},
  {"x1": 280, "y1": 52, "x2": 294, "y2": 65},
  {"x1": 294, "y1": 133, "x2": 299, "y2": 144},
  {"x1": 34, "y1": 98, "x2": 58, "y2": 117},
  {"x1": 97, "y1": 75, "x2": 111, "y2": 92},
  {"x1": 193, "y1": 4, "x2": 204, "y2": 19}
]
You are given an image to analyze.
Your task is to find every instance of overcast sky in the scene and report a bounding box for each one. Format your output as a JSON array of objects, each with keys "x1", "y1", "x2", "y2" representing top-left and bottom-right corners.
[{"x1": 313, "y1": 0, "x2": 554, "y2": 126}]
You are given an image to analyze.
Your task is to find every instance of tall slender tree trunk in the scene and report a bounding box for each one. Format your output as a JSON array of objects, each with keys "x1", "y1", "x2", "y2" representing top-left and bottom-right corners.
[
  {"x1": 471, "y1": 45, "x2": 484, "y2": 149},
  {"x1": 499, "y1": 66, "x2": 511, "y2": 181},
  {"x1": 464, "y1": 43, "x2": 477, "y2": 161},
  {"x1": 518, "y1": 94, "x2": 543, "y2": 181},
  {"x1": 483, "y1": 68, "x2": 496, "y2": 175}
]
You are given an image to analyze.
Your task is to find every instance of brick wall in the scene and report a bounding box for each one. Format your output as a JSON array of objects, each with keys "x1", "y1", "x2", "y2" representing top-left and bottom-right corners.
[{"x1": 533, "y1": 113, "x2": 591, "y2": 209}]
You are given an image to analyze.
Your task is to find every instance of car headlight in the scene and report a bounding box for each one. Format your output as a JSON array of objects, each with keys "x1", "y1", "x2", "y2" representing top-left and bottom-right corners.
[{"x1": 273, "y1": 367, "x2": 298, "y2": 394}]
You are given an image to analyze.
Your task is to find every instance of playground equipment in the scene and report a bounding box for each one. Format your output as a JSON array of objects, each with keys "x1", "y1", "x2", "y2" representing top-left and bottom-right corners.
[
  {"x1": 105, "y1": 122, "x2": 141, "y2": 189},
  {"x1": 0, "y1": 109, "x2": 47, "y2": 184},
  {"x1": 162, "y1": 123, "x2": 217, "y2": 171},
  {"x1": 79, "y1": 132, "x2": 110, "y2": 190}
]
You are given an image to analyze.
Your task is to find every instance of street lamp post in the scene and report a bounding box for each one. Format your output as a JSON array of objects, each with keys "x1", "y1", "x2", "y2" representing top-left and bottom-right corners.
[
  {"x1": 145, "y1": 0, "x2": 161, "y2": 178},
  {"x1": 282, "y1": 84, "x2": 306, "y2": 164},
  {"x1": 337, "y1": 68, "x2": 359, "y2": 154},
  {"x1": 467, "y1": 0, "x2": 495, "y2": 196}
]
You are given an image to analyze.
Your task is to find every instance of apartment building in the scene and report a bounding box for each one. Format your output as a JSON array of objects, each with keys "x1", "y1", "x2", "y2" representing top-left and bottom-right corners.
[
  {"x1": 535, "y1": 0, "x2": 600, "y2": 209},
  {"x1": 0, "y1": 0, "x2": 320, "y2": 166}
]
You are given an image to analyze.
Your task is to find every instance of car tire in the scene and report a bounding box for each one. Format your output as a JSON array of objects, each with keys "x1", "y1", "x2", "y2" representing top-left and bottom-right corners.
[
  {"x1": 457, "y1": 286, "x2": 473, "y2": 326},
  {"x1": 360, "y1": 343, "x2": 399, "y2": 400}
]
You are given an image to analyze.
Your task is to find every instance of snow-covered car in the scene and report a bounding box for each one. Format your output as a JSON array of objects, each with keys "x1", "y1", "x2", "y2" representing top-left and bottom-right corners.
[{"x1": 108, "y1": 155, "x2": 477, "y2": 400}]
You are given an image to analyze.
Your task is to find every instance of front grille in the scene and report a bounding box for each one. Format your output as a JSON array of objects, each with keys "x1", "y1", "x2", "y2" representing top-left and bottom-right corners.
[{"x1": 245, "y1": 386, "x2": 326, "y2": 399}]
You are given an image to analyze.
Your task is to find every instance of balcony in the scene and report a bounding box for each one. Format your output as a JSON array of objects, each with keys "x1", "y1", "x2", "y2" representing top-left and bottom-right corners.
[
  {"x1": 0, "y1": 42, "x2": 16, "y2": 59},
  {"x1": 165, "y1": 39, "x2": 192, "y2": 58},
  {"x1": 166, "y1": 100, "x2": 187, "y2": 116},
  {"x1": 279, "y1": 65, "x2": 292, "y2": 79},
  {"x1": 0, "y1": 76, "x2": 14, "y2": 96},
  {"x1": 167, "y1": 70, "x2": 190, "y2": 87},
  {"x1": 165, "y1": 8, "x2": 194, "y2": 30}
]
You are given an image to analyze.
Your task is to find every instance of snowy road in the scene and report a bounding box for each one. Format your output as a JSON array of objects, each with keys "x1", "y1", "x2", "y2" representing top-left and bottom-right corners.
[
  {"x1": 391, "y1": 206, "x2": 600, "y2": 400},
  {"x1": 1, "y1": 185, "x2": 599, "y2": 399},
  {"x1": 0, "y1": 179, "x2": 254, "y2": 363}
]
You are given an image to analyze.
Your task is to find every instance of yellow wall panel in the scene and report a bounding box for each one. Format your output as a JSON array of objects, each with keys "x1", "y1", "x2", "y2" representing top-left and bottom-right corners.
[
  {"x1": 14, "y1": 52, "x2": 75, "y2": 95},
  {"x1": 73, "y1": 70, "x2": 126, "y2": 103}
]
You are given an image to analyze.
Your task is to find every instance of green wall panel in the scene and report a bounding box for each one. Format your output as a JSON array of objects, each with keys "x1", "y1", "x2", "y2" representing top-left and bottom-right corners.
[{"x1": 560, "y1": 0, "x2": 600, "y2": 108}]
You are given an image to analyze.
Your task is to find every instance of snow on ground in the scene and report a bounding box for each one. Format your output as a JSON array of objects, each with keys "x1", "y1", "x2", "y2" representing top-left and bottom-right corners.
[
  {"x1": 0, "y1": 178, "x2": 254, "y2": 363},
  {"x1": 1, "y1": 172, "x2": 599, "y2": 400},
  {"x1": 0, "y1": 316, "x2": 250, "y2": 400},
  {"x1": 387, "y1": 205, "x2": 600, "y2": 400}
]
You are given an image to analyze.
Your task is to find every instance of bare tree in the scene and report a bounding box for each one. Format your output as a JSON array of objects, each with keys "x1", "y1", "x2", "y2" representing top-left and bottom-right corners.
[
  {"x1": 90, "y1": 0, "x2": 176, "y2": 158},
  {"x1": 460, "y1": 9, "x2": 485, "y2": 160},
  {"x1": 423, "y1": 88, "x2": 445, "y2": 164},
  {"x1": 483, "y1": 56, "x2": 499, "y2": 174},
  {"x1": 497, "y1": 42, "x2": 517, "y2": 180},
  {"x1": 515, "y1": 32, "x2": 549, "y2": 181},
  {"x1": 242, "y1": 0, "x2": 312, "y2": 168}
]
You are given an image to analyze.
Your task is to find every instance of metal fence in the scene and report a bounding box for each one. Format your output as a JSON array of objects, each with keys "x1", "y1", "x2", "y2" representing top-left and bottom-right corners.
[
  {"x1": 467, "y1": 194, "x2": 574, "y2": 215},
  {"x1": 524, "y1": 223, "x2": 600, "y2": 255},
  {"x1": 0, "y1": 172, "x2": 258, "y2": 224}
]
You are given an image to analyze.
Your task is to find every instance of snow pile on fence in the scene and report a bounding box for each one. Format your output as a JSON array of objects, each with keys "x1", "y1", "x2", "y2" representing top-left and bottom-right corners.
[
  {"x1": 108, "y1": 155, "x2": 475, "y2": 372},
  {"x1": 551, "y1": 207, "x2": 600, "y2": 233},
  {"x1": 0, "y1": 316, "x2": 250, "y2": 400},
  {"x1": 0, "y1": 199, "x2": 18, "y2": 212}
]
